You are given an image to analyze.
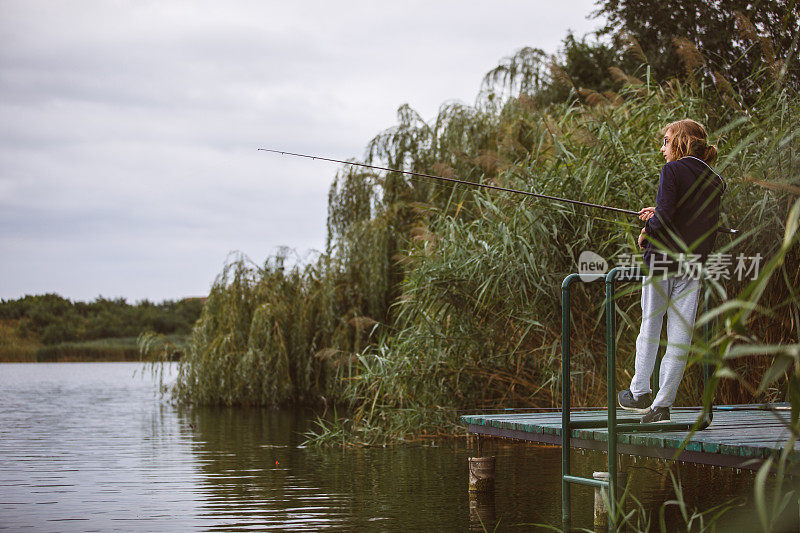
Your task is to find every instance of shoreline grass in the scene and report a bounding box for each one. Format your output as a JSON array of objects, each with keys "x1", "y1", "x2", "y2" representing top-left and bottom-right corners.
[{"x1": 1, "y1": 334, "x2": 187, "y2": 363}]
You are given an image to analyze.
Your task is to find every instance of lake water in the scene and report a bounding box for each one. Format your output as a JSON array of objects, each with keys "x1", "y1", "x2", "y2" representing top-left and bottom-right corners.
[{"x1": 0, "y1": 363, "x2": 782, "y2": 531}]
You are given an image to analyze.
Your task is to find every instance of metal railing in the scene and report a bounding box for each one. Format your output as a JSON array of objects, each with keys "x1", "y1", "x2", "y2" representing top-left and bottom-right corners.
[{"x1": 560, "y1": 267, "x2": 713, "y2": 531}]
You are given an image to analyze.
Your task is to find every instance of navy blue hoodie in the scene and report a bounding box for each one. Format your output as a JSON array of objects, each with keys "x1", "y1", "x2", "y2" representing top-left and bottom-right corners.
[{"x1": 643, "y1": 156, "x2": 726, "y2": 269}]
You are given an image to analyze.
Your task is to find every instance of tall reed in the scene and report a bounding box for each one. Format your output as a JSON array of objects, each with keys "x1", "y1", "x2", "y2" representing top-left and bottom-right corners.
[
  {"x1": 144, "y1": 45, "x2": 798, "y2": 450},
  {"x1": 305, "y1": 57, "x2": 798, "y2": 444}
]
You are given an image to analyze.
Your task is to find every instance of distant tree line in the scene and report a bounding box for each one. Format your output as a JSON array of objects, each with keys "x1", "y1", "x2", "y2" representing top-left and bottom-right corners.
[
  {"x1": 0, "y1": 294, "x2": 204, "y2": 344},
  {"x1": 488, "y1": 1, "x2": 799, "y2": 108}
]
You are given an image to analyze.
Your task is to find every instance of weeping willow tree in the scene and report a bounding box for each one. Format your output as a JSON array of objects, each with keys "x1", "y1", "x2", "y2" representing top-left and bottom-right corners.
[
  {"x1": 303, "y1": 39, "x2": 799, "y2": 443},
  {"x1": 142, "y1": 18, "x2": 798, "y2": 450}
]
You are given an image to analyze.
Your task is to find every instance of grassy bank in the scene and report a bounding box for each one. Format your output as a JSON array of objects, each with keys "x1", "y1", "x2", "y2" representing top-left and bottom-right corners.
[
  {"x1": 0, "y1": 320, "x2": 41, "y2": 362},
  {"x1": 0, "y1": 332, "x2": 187, "y2": 363},
  {"x1": 33, "y1": 337, "x2": 142, "y2": 362},
  {"x1": 1, "y1": 321, "x2": 187, "y2": 362}
]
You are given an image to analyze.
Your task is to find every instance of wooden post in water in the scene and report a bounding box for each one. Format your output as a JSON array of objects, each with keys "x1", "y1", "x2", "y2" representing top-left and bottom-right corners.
[
  {"x1": 468, "y1": 456, "x2": 496, "y2": 532},
  {"x1": 592, "y1": 471, "x2": 627, "y2": 531},
  {"x1": 468, "y1": 456, "x2": 495, "y2": 492},
  {"x1": 593, "y1": 472, "x2": 610, "y2": 530}
]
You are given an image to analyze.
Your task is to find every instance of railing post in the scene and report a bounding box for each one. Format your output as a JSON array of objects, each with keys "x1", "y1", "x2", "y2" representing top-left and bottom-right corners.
[
  {"x1": 605, "y1": 269, "x2": 619, "y2": 529},
  {"x1": 560, "y1": 274, "x2": 578, "y2": 531},
  {"x1": 561, "y1": 271, "x2": 636, "y2": 531}
]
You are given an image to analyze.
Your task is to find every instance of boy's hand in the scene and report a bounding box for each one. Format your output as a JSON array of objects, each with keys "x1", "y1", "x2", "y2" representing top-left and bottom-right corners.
[
  {"x1": 638, "y1": 206, "x2": 656, "y2": 221},
  {"x1": 638, "y1": 228, "x2": 647, "y2": 249}
]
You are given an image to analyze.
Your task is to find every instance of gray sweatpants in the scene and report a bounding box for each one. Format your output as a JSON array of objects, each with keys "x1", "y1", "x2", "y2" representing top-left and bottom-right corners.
[{"x1": 629, "y1": 274, "x2": 701, "y2": 408}]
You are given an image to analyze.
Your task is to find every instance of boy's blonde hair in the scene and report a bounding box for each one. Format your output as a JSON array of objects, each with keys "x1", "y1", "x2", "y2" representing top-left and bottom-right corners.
[{"x1": 662, "y1": 119, "x2": 718, "y2": 164}]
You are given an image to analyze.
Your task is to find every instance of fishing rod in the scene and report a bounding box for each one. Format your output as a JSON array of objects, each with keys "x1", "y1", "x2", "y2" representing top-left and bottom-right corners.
[{"x1": 258, "y1": 148, "x2": 740, "y2": 235}]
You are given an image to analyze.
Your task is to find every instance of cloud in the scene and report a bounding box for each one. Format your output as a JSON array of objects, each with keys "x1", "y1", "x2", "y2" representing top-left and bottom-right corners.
[{"x1": 0, "y1": 0, "x2": 601, "y2": 300}]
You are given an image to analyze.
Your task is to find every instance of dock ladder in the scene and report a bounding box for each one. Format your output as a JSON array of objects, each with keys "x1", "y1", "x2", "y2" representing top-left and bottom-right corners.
[{"x1": 560, "y1": 267, "x2": 714, "y2": 531}]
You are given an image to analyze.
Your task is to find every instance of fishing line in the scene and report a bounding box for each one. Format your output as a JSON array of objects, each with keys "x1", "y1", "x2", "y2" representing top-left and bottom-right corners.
[
  {"x1": 259, "y1": 148, "x2": 740, "y2": 235},
  {"x1": 380, "y1": 172, "x2": 639, "y2": 235},
  {"x1": 400, "y1": 172, "x2": 640, "y2": 230},
  {"x1": 260, "y1": 148, "x2": 636, "y2": 214}
]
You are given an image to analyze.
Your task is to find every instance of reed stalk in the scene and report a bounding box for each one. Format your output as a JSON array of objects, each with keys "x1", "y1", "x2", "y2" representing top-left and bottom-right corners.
[{"x1": 145, "y1": 46, "x2": 799, "y2": 455}]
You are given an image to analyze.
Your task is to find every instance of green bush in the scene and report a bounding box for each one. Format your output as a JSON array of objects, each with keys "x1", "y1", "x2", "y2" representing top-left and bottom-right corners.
[{"x1": 0, "y1": 294, "x2": 204, "y2": 345}]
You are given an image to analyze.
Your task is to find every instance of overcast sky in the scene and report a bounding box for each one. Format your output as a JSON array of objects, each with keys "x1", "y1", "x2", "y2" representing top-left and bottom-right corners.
[{"x1": 1, "y1": 0, "x2": 602, "y2": 302}]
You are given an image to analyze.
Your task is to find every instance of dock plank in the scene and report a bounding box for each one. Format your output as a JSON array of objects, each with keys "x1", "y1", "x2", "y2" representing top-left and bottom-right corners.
[{"x1": 463, "y1": 405, "x2": 799, "y2": 470}]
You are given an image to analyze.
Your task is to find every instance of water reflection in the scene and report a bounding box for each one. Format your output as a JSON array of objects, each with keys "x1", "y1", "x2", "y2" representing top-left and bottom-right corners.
[
  {"x1": 178, "y1": 407, "x2": 352, "y2": 530},
  {"x1": 181, "y1": 406, "x2": 476, "y2": 530},
  {"x1": 0, "y1": 363, "x2": 789, "y2": 531},
  {"x1": 468, "y1": 491, "x2": 496, "y2": 531}
]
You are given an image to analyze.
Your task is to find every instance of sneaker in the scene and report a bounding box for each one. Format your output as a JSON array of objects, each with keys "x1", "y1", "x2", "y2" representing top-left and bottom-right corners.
[
  {"x1": 641, "y1": 406, "x2": 670, "y2": 423},
  {"x1": 617, "y1": 389, "x2": 652, "y2": 413}
]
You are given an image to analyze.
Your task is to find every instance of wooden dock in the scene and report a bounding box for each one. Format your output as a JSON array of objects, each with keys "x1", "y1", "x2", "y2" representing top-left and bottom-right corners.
[{"x1": 462, "y1": 406, "x2": 798, "y2": 471}]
